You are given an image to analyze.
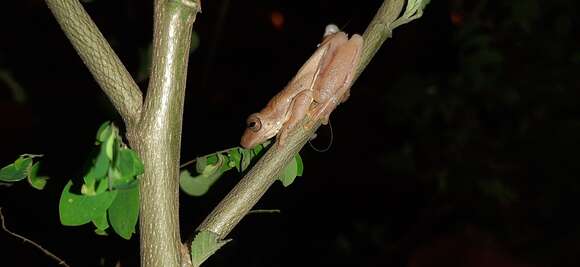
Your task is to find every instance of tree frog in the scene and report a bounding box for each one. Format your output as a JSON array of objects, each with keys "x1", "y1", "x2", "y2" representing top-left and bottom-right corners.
[{"x1": 241, "y1": 25, "x2": 363, "y2": 149}]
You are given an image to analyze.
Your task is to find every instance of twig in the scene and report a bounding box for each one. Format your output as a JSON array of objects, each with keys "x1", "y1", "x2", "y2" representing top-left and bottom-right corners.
[
  {"x1": 0, "y1": 207, "x2": 70, "y2": 267},
  {"x1": 248, "y1": 209, "x2": 281, "y2": 214},
  {"x1": 180, "y1": 147, "x2": 238, "y2": 168}
]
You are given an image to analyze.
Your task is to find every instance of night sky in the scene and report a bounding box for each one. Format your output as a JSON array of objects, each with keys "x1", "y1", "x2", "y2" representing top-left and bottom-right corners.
[{"x1": 1, "y1": 0, "x2": 580, "y2": 266}]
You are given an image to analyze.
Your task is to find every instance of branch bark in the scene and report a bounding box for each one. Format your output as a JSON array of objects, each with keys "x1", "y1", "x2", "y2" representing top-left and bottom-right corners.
[
  {"x1": 45, "y1": 0, "x2": 143, "y2": 129},
  {"x1": 46, "y1": 0, "x2": 200, "y2": 266},
  {"x1": 130, "y1": 1, "x2": 199, "y2": 266},
  {"x1": 197, "y1": 0, "x2": 408, "y2": 239}
]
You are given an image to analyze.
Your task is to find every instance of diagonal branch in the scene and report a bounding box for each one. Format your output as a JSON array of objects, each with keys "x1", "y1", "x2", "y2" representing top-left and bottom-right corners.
[
  {"x1": 1, "y1": 208, "x2": 70, "y2": 267},
  {"x1": 197, "y1": 0, "x2": 424, "y2": 239},
  {"x1": 45, "y1": 0, "x2": 143, "y2": 128}
]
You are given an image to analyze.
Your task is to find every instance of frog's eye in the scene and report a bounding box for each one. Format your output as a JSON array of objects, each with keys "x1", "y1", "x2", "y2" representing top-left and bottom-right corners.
[{"x1": 246, "y1": 116, "x2": 262, "y2": 132}]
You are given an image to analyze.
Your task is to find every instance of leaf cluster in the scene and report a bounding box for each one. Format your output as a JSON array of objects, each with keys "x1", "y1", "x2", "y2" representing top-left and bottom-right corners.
[
  {"x1": 59, "y1": 121, "x2": 142, "y2": 239},
  {"x1": 0, "y1": 154, "x2": 48, "y2": 190},
  {"x1": 180, "y1": 141, "x2": 304, "y2": 197}
]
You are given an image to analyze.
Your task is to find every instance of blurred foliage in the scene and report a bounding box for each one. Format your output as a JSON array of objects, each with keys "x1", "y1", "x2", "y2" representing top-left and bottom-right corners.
[{"x1": 379, "y1": 0, "x2": 580, "y2": 263}]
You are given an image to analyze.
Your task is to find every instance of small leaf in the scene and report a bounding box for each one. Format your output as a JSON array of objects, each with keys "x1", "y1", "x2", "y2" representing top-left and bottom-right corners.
[
  {"x1": 0, "y1": 156, "x2": 32, "y2": 182},
  {"x1": 93, "y1": 146, "x2": 112, "y2": 179},
  {"x1": 96, "y1": 121, "x2": 112, "y2": 143},
  {"x1": 104, "y1": 127, "x2": 116, "y2": 160},
  {"x1": 252, "y1": 144, "x2": 265, "y2": 156},
  {"x1": 180, "y1": 155, "x2": 227, "y2": 196},
  {"x1": 278, "y1": 156, "x2": 298, "y2": 187},
  {"x1": 59, "y1": 181, "x2": 117, "y2": 226},
  {"x1": 92, "y1": 212, "x2": 109, "y2": 236},
  {"x1": 108, "y1": 186, "x2": 139, "y2": 240},
  {"x1": 228, "y1": 149, "x2": 241, "y2": 171},
  {"x1": 206, "y1": 154, "x2": 219, "y2": 165},
  {"x1": 27, "y1": 162, "x2": 48, "y2": 190},
  {"x1": 252, "y1": 141, "x2": 271, "y2": 157},
  {"x1": 195, "y1": 156, "x2": 208, "y2": 174},
  {"x1": 295, "y1": 154, "x2": 304, "y2": 176},
  {"x1": 110, "y1": 148, "x2": 143, "y2": 188},
  {"x1": 190, "y1": 231, "x2": 231, "y2": 267},
  {"x1": 240, "y1": 148, "x2": 252, "y2": 172},
  {"x1": 95, "y1": 176, "x2": 109, "y2": 194}
]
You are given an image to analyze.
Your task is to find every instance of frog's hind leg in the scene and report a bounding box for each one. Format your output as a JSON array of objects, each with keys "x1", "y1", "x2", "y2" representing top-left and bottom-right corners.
[
  {"x1": 308, "y1": 97, "x2": 340, "y2": 126},
  {"x1": 276, "y1": 90, "x2": 313, "y2": 147}
]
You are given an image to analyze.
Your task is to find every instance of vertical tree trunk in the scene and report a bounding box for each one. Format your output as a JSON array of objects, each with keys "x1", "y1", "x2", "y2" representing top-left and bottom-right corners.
[{"x1": 130, "y1": 1, "x2": 198, "y2": 266}]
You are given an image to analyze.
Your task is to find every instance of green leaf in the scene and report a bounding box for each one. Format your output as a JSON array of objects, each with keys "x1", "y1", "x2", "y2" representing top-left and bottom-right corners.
[
  {"x1": 104, "y1": 128, "x2": 116, "y2": 160},
  {"x1": 59, "y1": 181, "x2": 118, "y2": 226},
  {"x1": 180, "y1": 155, "x2": 227, "y2": 196},
  {"x1": 240, "y1": 148, "x2": 252, "y2": 172},
  {"x1": 96, "y1": 121, "x2": 112, "y2": 143},
  {"x1": 190, "y1": 231, "x2": 231, "y2": 267},
  {"x1": 206, "y1": 154, "x2": 219, "y2": 165},
  {"x1": 92, "y1": 212, "x2": 109, "y2": 236},
  {"x1": 278, "y1": 155, "x2": 299, "y2": 187},
  {"x1": 228, "y1": 149, "x2": 241, "y2": 171},
  {"x1": 27, "y1": 162, "x2": 48, "y2": 190},
  {"x1": 108, "y1": 186, "x2": 139, "y2": 240},
  {"x1": 95, "y1": 176, "x2": 109, "y2": 194},
  {"x1": 94, "y1": 146, "x2": 112, "y2": 179},
  {"x1": 0, "y1": 156, "x2": 32, "y2": 182},
  {"x1": 195, "y1": 156, "x2": 208, "y2": 174},
  {"x1": 252, "y1": 144, "x2": 265, "y2": 156},
  {"x1": 252, "y1": 141, "x2": 271, "y2": 157},
  {"x1": 295, "y1": 154, "x2": 303, "y2": 176},
  {"x1": 110, "y1": 148, "x2": 143, "y2": 189}
]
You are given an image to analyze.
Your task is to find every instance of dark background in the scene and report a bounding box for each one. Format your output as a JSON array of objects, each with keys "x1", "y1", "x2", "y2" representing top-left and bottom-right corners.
[{"x1": 2, "y1": 0, "x2": 580, "y2": 266}]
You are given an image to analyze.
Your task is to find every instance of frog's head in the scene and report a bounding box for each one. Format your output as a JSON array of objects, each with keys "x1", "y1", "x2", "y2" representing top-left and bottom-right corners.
[{"x1": 240, "y1": 113, "x2": 282, "y2": 149}]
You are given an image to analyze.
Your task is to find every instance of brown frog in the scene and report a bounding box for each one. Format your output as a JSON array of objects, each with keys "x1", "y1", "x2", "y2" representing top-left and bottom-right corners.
[{"x1": 241, "y1": 25, "x2": 363, "y2": 149}]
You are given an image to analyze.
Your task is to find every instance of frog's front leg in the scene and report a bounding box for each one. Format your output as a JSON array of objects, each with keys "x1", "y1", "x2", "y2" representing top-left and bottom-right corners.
[{"x1": 276, "y1": 90, "x2": 313, "y2": 146}]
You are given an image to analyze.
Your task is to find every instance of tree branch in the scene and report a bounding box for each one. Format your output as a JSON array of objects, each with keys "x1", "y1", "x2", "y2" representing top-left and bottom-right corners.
[
  {"x1": 45, "y1": 0, "x2": 143, "y2": 128},
  {"x1": 130, "y1": 1, "x2": 200, "y2": 266},
  {"x1": 0, "y1": 208, "x2": 70, "y2": 267},
  {"x1": 197, "y1": 0, "x2": 411, "y2": 239}
]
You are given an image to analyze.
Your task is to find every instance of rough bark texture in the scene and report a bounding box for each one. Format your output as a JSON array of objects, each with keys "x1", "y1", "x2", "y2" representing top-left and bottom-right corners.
[
  {"x1": 46, "y1": 0, "x2": 199, "y2": 266},
  {"x1": 132, "y1": 1, "x2": 198, "y2": 266}
]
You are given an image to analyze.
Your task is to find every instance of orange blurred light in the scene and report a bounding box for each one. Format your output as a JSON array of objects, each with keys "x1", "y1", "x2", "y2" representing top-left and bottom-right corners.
[
  {"x1": 270, "y1": 10, "x2": 284, "y2": 30},
  {"x1": 450, "y1": 12, "x2": 464, "y2": 26}
]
